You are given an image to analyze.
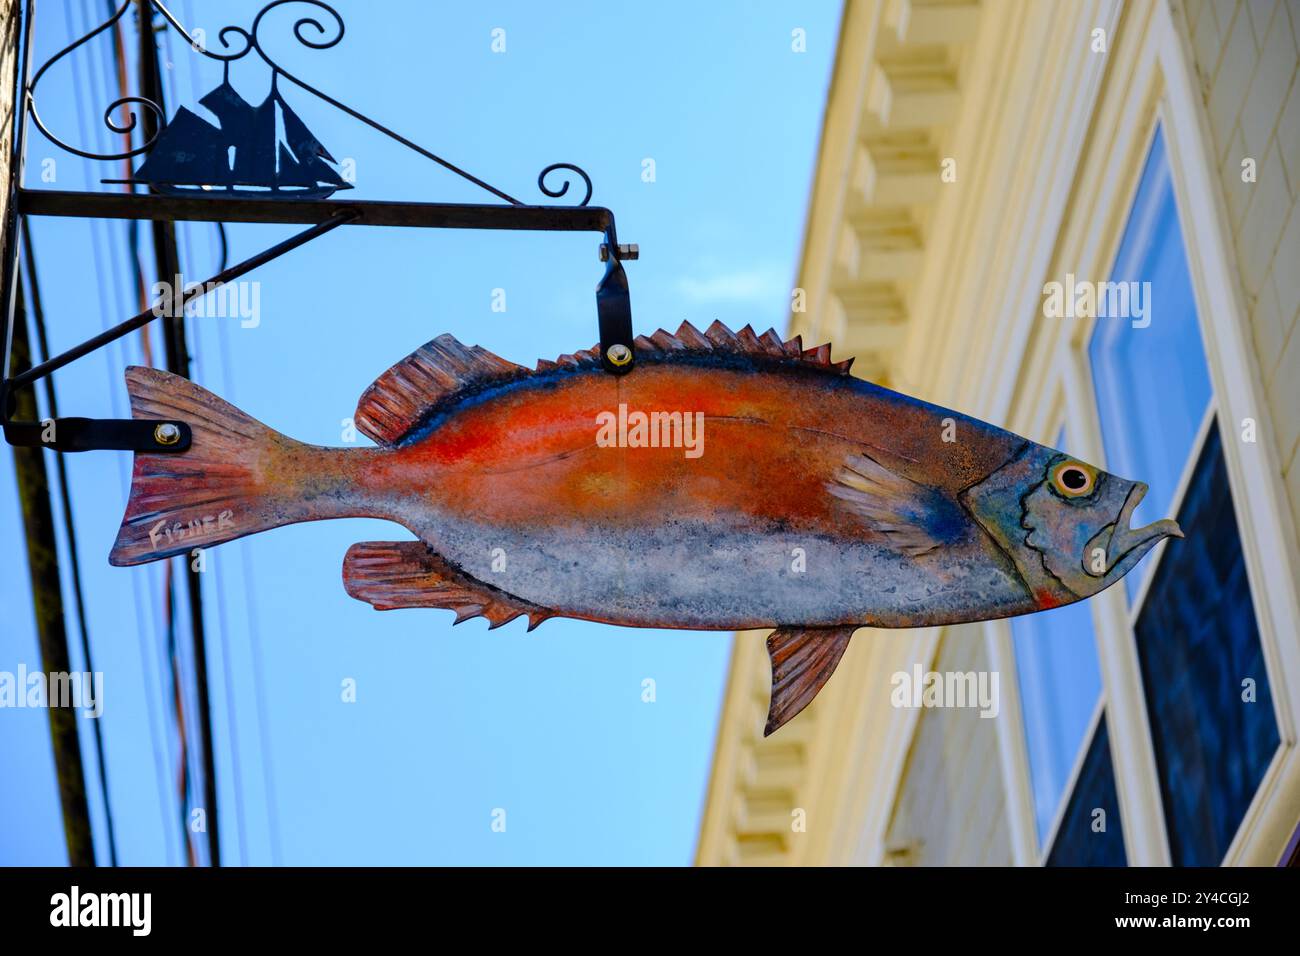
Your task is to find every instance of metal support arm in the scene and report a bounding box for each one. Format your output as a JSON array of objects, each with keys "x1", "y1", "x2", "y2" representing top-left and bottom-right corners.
[
  {"x1": 2, "y1": 212, "x2": 357, "y2": 451},
  {"x1": 2, "y1": 0, "x2": 643, "y2": 454}
]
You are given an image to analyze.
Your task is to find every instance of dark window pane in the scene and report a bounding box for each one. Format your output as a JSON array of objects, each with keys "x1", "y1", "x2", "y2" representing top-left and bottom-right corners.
[
  {"x1": 1135, "y1": 421, "x2": 1280, "y2": 865},
  {"x1": 1046, "y1": 715, "x2": 1126, "y2": 866}
]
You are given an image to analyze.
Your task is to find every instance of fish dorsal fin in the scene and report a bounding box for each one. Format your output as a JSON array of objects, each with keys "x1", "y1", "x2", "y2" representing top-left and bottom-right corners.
[
  {"x1": 355, "y1": 334, "x2": 528, "y2": 446},
  {"x1": 343, "y1": 540, "x2": 552, "y2": 630},
  {"x1": 534, "y1": 345, "x2": 603, "y2": 373},
  {"x1": 358, "y1": 322, "x2": 852, "y2": 445},
  {"x1": 531, "y1": 321, "x2": 853, "y2": 375},
  {"x1": 765, "y1": 626, "x2": 856, "y2": 736},
  {"x1": 632, "y1": 320, "x2": 855, "y2": 375}
]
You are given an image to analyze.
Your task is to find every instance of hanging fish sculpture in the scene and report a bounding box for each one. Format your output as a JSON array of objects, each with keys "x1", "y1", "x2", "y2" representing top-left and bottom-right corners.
[{"x1": 110, "y1": 321, "x2": 1181, "y2": 734}]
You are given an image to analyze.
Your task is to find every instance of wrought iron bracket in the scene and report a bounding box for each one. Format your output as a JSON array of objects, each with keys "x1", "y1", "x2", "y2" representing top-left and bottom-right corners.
[
  {"x1": 3, "y1": 417, "x2": 192, "y2": 453},
  {"x1": 2, "y1": 1, "x2": 643, "y2": 455},
  {"x1": 16, "y1": 188, "x2": 641, "y2": 381},
  {"x1": 597, "y1": 257, "x2": 634, "y2": 375},
  {"x1": 2, "y1": 206, "x2": 358, "y2": 451}
]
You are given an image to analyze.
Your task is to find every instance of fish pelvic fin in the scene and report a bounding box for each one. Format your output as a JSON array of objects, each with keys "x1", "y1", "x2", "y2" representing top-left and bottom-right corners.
[
  {"x1": 110, "y1": 367, "x2": 313, "y2": 566},
  {"x1": 764, "y1": 625, "x2": 857, "y2": 736},
  {"x1": 343, "y1": 541, "x2": 552, "y2": 630}
]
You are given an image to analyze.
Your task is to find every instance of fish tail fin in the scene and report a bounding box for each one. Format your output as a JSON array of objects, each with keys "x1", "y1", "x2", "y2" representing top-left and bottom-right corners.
[{"x1": 110, "y1": 366, "x2": 303, "y2": 566}]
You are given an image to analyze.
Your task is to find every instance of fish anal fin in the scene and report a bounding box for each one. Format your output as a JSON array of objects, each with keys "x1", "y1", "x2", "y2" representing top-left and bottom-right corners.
[
  {"x1": 355, "y1": 334, "x2": 528, "y2": 447},
  {"x1": 765, "y1": 626, "x2": 856, "y2": 736},
  {"x1": 343, "y1": 541, "x2": 551, "y2": 630}
]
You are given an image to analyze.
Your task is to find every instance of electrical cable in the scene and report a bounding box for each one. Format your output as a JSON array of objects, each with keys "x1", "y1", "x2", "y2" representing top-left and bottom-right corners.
[{"x1": 19, "y1": 218, "x2": 118, "y2": 867}]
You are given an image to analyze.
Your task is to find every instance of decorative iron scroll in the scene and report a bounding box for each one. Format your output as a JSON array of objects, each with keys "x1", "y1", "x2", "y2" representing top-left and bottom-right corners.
[{"x1": 25, "y1": 0, "x2": 594, "y2": 206}]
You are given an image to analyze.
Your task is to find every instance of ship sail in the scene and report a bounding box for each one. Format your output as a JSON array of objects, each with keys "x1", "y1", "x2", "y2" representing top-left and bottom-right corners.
[
  {"x1": 132, "y1": 108, "x2": 235, "y2": 187},
  {"x1": 235, "y1": 92, "x2": 279, "y2": 185},
  {"x1": 276, "y1": 143, "x2": 320, "y2": 187},
  {"x1": 279, "y1": 98, "x2": 347, "y2": 187},
  {"x1": 120, "y1": 76, "x2": 350, "y2": 198},
  {"x1": 198, "y1": 81, "x2": 256, "y2": 144}
]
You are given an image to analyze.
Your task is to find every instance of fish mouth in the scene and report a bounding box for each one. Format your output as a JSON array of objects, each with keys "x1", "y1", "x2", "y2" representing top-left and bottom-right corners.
[{"x1": 1090, "y1": 482, "x2": 1183, "y2": 576}]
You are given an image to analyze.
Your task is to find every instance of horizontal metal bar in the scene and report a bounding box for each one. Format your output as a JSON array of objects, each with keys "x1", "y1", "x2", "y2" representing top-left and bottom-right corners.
[
  {"x1": 5, "y1": 211, "x2": 356, "y2": 392},
  {"x1": 18, "y1": 188, "x2": 616, "y2": 234},
  {"x1": 4, "y1": 417, "x2": 192, "y2": 452}
]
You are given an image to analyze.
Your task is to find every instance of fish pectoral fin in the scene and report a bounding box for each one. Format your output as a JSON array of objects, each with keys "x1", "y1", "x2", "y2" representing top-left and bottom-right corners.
[
  {"x1": 343, "y1": 541, "x2": 551, "y2": 630},
  {"x1": 827, "y1": 452, "x2": 960, "y2": 557},
  {"x1": 765, "y1": 626, "x2": 857, "y2": 736}
]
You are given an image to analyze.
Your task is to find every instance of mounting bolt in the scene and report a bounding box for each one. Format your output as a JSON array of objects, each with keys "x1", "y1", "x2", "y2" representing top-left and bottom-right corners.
[
  {"x1": 154, "y1": 422, "x2": 181, "y2": 446},
  {"x1": 605, "y1": 344, "x2": 633, "y2": 367},
  {"x1": 599, "y1": 243, "x2": 640, "y2": 262}
]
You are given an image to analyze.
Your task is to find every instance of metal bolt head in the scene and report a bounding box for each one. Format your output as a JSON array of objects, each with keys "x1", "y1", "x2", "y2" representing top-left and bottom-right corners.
[
  {"x1": 606, "y1": 344, "x2": 633, "y2": 367},
  {"x1": 599, "y1": 243, "x2": 640, "y2": 262},
  {"x1": 154, "y1": 422, "x2": 181, "y2": 446}
]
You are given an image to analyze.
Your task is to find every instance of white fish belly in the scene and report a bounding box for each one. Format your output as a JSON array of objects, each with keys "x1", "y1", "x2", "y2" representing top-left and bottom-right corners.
[{"x1": 399, "y1": 512, "x2": 1031, "y2": 629}]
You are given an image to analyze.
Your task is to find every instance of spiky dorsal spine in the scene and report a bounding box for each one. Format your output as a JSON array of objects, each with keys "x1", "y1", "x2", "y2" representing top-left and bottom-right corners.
[
  {"x1": 624, "y1": 320, "x2": 855, "y2": 375},
  {"x1": 356, "y1": 320, "x2": 854, "y2": 447}
]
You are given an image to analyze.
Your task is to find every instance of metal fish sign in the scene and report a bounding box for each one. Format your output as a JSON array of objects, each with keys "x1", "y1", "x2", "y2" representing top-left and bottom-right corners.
[{"x1": 110, "y1": 321, "x2": 1181, "y2": 734}]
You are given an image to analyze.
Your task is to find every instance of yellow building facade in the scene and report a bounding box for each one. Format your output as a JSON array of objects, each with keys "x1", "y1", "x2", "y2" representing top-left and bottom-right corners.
[{"x1": 697, "y1": 0, "x2": 1300, "y2": 866}]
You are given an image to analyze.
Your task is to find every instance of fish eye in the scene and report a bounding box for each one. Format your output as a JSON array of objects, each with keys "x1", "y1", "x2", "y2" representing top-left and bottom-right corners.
[{"x1": 1051, "y1": 461, "x2": 1097, "y2": 498}]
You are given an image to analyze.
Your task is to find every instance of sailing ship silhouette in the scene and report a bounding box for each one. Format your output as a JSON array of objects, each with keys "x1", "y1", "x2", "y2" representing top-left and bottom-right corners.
[{"x1": 108, "y1": 78, "x2": 350, "y2": 199}]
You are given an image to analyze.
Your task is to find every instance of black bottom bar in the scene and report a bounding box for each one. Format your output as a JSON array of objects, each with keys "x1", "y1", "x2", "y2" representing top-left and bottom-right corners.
[{"x1": 0, "y1": 865, "x2": 1287, "y2": 940}]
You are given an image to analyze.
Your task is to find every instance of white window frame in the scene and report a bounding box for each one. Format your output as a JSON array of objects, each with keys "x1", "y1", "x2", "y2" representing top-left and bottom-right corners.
[{"x1": 989, "y1": 393, "x2": 1113, "y2": 865}]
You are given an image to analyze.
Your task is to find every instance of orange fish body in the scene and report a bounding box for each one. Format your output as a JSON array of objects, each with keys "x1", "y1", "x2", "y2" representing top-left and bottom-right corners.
[{"x1": 110, "y1": 321, "x2": 1180, "y2": 733}]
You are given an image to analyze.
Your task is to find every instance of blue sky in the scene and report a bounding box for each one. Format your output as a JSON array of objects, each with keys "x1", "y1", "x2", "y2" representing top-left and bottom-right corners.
[{"x1": 0, "y1": 0, "x2": 841, "y2": 865}]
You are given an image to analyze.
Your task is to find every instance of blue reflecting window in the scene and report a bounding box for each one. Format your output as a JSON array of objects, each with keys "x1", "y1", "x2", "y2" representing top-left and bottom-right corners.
[
  {"x1": 1085, "y1": 123, "x2": 1278, "y2": 866},
  {"x1": 1134, "y1": 422, "x2": 1278, "y2": 865},
  {"x1": 1089, "y1": 127, "x2": 1212, "y2": 601},
  {"x1": 1012, "y1": 430, "x2": 1105, "y2": 849},
  {"x1": 1046, "y1": 715, "x2": 1127, "y2": 866}
]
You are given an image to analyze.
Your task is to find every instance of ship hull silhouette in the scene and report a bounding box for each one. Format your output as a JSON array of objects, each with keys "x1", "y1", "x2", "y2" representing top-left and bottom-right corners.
[{"x1": 108, "y1": 80, "x2": 351, "y2": 199}]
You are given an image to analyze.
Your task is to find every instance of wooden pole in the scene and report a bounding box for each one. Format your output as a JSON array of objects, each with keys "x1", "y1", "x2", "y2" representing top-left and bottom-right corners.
[{"x1": 7, "y1": 281, "x2": 95, "y2": 866}]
